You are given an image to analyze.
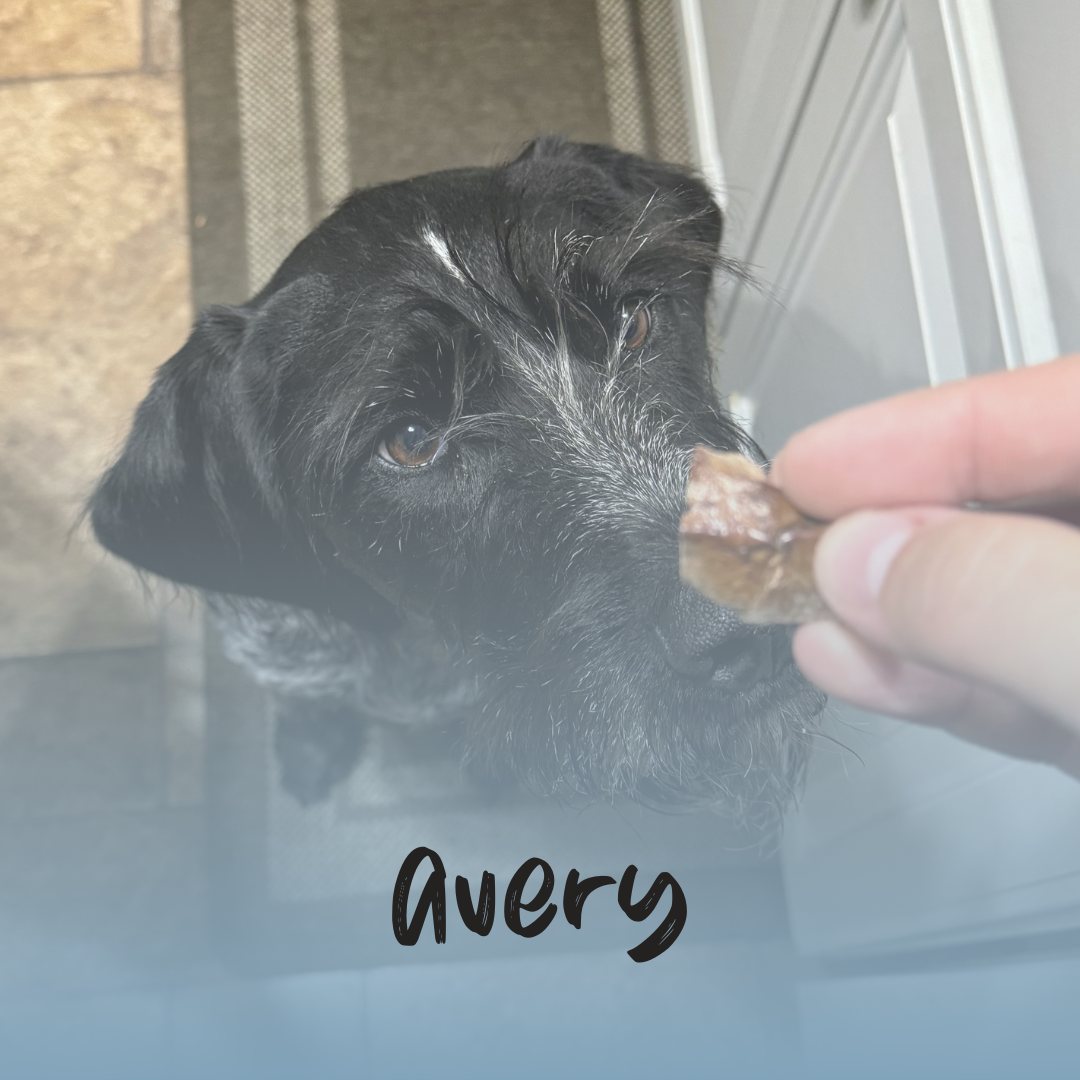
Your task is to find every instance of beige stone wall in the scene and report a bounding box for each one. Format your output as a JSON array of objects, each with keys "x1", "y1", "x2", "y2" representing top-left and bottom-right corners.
[{"x1": 0, "y1": 0, "x2": 191, "y2": 657}]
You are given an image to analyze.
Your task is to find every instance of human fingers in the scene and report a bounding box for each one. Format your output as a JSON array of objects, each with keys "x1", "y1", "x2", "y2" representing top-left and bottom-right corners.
[
  {"x1": 794, "y1": 619, "x2": 1080, "y2": 777},
  {"x1": 769, "y1": 355, "x2": 1080, "y2": 520},
  {"x1": 811, "y1": 508, "x2": 1080, "y2": 729}
]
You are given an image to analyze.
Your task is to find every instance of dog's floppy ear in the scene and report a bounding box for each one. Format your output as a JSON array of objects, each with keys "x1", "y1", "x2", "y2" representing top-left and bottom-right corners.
[
  {"x1": 91, "y1": 276, "x2": 382, "y2": 619},
  {"x1": 516, "y1": 136, "x2": 722, "y2": 250}
]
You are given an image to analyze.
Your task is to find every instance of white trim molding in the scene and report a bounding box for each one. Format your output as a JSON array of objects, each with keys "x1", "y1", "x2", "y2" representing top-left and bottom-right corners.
[
  {"x1": 939, "y1": 0, "x2": 1059, "y2": 367},
  {"x1": 888, "y1": 53, "x2": 967, "y2": 385},
  {"x1": 676, "y1": 0, "x2": 728, "y2": 209}
]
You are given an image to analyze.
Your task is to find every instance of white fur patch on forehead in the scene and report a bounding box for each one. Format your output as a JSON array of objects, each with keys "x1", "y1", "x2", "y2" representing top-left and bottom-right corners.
[{"x1": 422, "y1": 226, "x2": 465, "y2": 283}]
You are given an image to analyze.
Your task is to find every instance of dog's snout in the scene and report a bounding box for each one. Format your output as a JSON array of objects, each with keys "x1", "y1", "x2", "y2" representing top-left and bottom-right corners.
[{"x1": 655, "y1": 584, "x2": 785, "y2": 689}]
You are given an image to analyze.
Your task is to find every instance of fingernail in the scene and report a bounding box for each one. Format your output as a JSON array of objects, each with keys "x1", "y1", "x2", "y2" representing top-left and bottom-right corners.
[{"x1": 814, "y1": 511, "x2": 917, "y2": 641}]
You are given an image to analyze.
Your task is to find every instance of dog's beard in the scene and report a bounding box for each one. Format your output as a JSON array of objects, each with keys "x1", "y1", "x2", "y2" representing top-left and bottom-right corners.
[{"x1": 460, "y1": 567, "x2": 826, "y2": 829}]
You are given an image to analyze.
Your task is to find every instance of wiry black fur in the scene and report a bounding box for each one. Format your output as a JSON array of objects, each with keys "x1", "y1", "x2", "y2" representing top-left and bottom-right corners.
[{"x1": 92, "y1": 138, "x2": 825, "y2": 824}]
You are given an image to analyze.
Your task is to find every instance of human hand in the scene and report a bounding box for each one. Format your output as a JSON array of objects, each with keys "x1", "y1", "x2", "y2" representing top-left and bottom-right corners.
[{"x1": 769, "y1": 355, "x2": 1080, "y2": 778}]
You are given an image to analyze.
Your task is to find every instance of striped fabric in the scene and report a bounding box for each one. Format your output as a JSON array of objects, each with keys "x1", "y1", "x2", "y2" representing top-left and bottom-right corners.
[
  {"x1": 227, "y1": 0, "x2": 692, "y2": 294},
  {"x1": 233, "y1": 0, "x2": 351, "y2": 292},
  {"x1": 596, "y1": 0, "x2": 692, "y2": 164}
]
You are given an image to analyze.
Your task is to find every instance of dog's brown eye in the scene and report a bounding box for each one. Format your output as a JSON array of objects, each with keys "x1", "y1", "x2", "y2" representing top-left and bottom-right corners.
[
  {"x1": 378, "y1": 423, "x2": 445, "y2": 467},
  {"x1": 620, "y1": 304, "x2": 650, "y2": 350}
]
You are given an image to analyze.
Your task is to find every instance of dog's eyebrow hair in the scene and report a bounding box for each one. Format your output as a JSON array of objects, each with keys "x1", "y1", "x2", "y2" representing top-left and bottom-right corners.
[{"x1": 422, "y1": 226, "x2": 466, "y2": 284}]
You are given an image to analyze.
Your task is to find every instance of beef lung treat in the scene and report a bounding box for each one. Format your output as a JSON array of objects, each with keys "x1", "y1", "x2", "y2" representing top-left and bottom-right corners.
[{"x1": 679, "y1": 446, "x2": 829, "y2": 625}]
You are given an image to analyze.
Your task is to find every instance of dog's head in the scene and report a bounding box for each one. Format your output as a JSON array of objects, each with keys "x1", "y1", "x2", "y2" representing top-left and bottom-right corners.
[{"x1": 92, "y1": 138, "x2": 824, "y2": 822}]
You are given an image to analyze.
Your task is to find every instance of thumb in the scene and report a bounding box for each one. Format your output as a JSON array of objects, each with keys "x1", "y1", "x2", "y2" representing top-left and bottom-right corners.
[{"x1": 812, "y1": 508, "x2": 1080, "y2": 727}]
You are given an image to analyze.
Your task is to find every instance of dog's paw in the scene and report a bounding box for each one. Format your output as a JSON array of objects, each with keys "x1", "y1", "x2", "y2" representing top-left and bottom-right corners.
[{"x1": 273, "y1": 699, "x2": 367, "y2": 805}]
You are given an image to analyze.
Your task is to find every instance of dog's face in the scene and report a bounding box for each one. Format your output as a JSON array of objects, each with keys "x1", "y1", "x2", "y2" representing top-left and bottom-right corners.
[{"x1": 92, "y1": 138, "x2": 824, "y2": 822}]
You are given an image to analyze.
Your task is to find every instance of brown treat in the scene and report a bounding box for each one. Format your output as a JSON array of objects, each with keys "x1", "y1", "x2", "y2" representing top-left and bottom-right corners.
[{"x1": 679, "y1": 447, "x2": 829, "y2": 624}]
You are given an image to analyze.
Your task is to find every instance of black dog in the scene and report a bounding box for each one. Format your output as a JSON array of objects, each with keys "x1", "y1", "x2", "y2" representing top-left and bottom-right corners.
[{"x1": 91, "y1": 138, "x2": 824, "y2": 823}]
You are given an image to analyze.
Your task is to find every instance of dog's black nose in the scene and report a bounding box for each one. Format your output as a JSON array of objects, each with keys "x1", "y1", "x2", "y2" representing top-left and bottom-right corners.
[{"x1": 655, "y1": 584, "x2": 785, "y2": 689}]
